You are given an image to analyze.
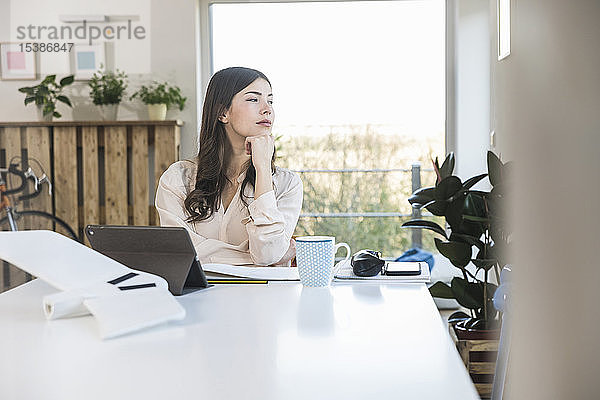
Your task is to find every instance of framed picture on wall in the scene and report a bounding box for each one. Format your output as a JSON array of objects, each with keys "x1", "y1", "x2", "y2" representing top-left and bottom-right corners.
[
  {"x1": 71, "y1": 43, "x2": 105, "y2": 80},
  {"x1": 0, "y1": 43, "x2": 36, "y2": 80}
]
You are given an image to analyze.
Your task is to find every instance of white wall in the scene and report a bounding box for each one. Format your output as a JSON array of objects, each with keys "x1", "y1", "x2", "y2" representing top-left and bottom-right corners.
[
  {"x1": 492, "y1": 1, "x2": 600, "y2": 398},
  {"x1": 149, "y1": 0, "x2": 198, "y2": 159},
  {"x1": 0, "y1": 0, "x2": 199, "y2": 160},
  {"x1": 447, "y1": 0, "x2": 490, "y2": 180}
]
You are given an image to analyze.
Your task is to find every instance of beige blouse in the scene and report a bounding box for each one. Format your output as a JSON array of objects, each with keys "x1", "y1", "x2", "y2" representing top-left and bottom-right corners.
[{"x1": 155, "y1": 160, "x2": 303, "y2": 266}]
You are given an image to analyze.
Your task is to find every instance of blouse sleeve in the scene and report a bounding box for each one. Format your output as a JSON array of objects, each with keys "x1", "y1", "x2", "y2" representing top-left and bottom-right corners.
[
  {"x1": 244, "y1": 172, "x2": 303, "y2": 265},
  {"x1": 155, "y1": 164, "x2": 254, "y2": 264}
]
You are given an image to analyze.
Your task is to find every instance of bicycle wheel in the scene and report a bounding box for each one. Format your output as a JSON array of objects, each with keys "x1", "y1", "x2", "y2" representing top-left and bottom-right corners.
[{"x1": 0, "y1": 210, "x2": 79, "y2": 242}]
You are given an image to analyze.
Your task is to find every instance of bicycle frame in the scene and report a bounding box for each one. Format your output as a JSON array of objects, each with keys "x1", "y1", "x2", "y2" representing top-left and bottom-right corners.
[
  {"x1": 1, "y1": 163, "x2": 79, "y2": 241},
  {"x1": 0, "y1": 175, "x2": 18, "y2": 231}
]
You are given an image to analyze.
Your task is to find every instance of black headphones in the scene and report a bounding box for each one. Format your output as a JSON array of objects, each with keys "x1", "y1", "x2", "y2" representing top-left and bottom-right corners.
[{"x1": 351, "y1": 250, "x2": 385, "y2": 277}]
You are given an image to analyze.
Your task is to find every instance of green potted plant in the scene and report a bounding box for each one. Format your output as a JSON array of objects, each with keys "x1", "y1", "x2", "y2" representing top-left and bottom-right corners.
[
  {"x1": 130, "y1": 81, "x2": 187, "y2": 120},
  {"x1": 18, "y1": 74, "x2": 74, "y2": 121},
  {"x1": 402, "y1": 151, "x2": 511, "y2": 339},
  {"x1": 88, "y1": 66, "x2": 128, "y2": 120}
]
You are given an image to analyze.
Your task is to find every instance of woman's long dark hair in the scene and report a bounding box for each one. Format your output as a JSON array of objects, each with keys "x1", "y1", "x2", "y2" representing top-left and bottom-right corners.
[{"x1": 184, "y1": 67, "x2": 276, "y2": 222}]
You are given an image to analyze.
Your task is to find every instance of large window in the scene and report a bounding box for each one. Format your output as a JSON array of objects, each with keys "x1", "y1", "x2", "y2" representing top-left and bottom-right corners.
[{"x1": 210, "y1": 0, "x2": 445, "y2": 257}]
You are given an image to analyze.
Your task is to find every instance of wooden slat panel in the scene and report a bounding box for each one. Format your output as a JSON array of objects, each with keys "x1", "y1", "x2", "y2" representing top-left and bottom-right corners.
[
  {"x1": 454, "y1": 339, "x2": 471, "y2": 366},
  {"x1": 1, "y1": 121, "x2": 183, "y2": 292},
  {"x1": 469, "y1": 340, "x2": 499, "y2": 352},
  {"x1": 4, "y1": 264, "x2": 27, "y2": 290},
  {"x1": 25, "y1": 127, "x2": 53, "y2": 229},
  {"x1": 0, "y1": 120, "x2": 183, "y2": 127},
  {"x1": 0, "y1": 263, "x2": 27, "y2": 293},
  {"x1": 0, "y1": 127, "x2": 21, "y2": 167},
  {"x1": 0, "y1": 127, "x2": 27, "y2": 289},
  {"x1": 1, "y1": 261, "x2": 9, "y2": 292},
  {"x1": 131, "y1": 126, "x2": 149, "y2": 225},
  {"x1": 474, "y1": 383, "x2": 492, "y2": 399},
  {"x1": 153, "y1": 125, "x2": 179, "y2": 225},
  {"x1": 0, "y1": 128, "x2": 4, "y2": 165},
  {"x1": 53, "y1": 126, "x2": 78, "y2": 238},
  {"x1": 469, "y1": 361, "x2": 496, "y2": 374},
  {"x1": 104, "y1": 126, "x2": 128, "y2": 225},
  {"x1": 82, "y1": 126, "x2": 100, "y2": 238}
]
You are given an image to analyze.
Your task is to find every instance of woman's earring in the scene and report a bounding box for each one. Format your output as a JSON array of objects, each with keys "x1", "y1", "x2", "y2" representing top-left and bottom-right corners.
[{"x1": 219, "y1": 115, "x2": 227, "y2": 123}]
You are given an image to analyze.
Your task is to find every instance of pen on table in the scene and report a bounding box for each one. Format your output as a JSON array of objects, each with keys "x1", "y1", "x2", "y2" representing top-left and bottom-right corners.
[{"x1": 207, "y1": 279, "x2": 268, "y2": 284}]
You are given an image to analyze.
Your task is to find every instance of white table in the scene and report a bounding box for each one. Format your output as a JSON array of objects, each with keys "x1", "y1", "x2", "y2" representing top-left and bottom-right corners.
[{"x1": 0, "y1": 280, "x2": 478, "y2": 400}]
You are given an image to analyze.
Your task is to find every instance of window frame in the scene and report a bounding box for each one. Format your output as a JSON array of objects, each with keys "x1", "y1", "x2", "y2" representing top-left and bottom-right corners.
[{"x1": 197, "y1": 0, "x2": 454, "y2": 155}]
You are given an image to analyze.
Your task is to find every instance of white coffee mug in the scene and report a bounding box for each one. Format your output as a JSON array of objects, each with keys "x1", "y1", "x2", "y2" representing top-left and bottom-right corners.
[{"x1": 295, "y1": 236, "x2": 351, "y2": 287}]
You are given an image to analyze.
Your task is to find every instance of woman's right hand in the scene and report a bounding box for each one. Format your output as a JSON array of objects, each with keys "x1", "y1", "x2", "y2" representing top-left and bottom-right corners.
[
  {"x1": 245, "y1": 134, "x2": 274, "y2": 172},
  {"x1": 271, "y1": 238, "x2": 296, "y2": 266}
]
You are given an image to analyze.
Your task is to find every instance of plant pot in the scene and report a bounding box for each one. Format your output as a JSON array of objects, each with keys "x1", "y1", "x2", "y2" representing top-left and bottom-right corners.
[
  {"x1": 100, "y1": 104, "x2": 119, "y2": 121},
  {"x1": 36, "y1": 105, "x2": 53, "y2": 122},
  {"x1": 147, "y1": 104, "x2": 167, "y2": 121},
  {"x1": 450, "y1": 324, "x2": 500, "y2": 399},
  {"x1": 454, "y1": 321, "x2": 501, "y2": 340}
]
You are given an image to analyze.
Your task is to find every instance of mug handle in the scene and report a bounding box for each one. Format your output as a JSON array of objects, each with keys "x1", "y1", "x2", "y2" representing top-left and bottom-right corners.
[{"x1": 334, "y1": 243, "x2": 351, "y2": 273}]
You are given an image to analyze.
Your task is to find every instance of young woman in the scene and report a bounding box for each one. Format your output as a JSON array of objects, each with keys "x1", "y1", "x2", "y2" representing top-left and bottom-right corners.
[{"x1": 155, "y1": 67, "x2": 303, "y2": 266}]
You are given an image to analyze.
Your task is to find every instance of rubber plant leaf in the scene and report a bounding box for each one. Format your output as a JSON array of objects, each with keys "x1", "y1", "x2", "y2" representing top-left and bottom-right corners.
[
  {"x1": 429, "y1": 281, "x2": 454, "y2": 299},
  {"x1": 401, "y1": 220, "x2": 448, "y2": 239},
  {"x1": 471, "y1": 258, "x2": 497, "y2": 270},
  {"x1": 448, "y1": 310, "x2": 471, "y2": 325},
  {"x1": 423, "y1": 199, "x2": 448, "y2": 216},
  {"x1": 487, "y1": 151, "x2": 504, "y2": 186},
  {"x1": 465, "y1": 318, "x2": 486, "y2": 330},
  {"x1": 432, "y1": 156, "x2": 442, "y2": 183},
  {"x1": 445, "y1": 192, "x2": 465, "y2": 230},
  {"x1": 450, "y1": 233, "x2": 485, "y2": 251},
  {"x1": 477, "y1": 244, "x2": 495, "y2": 259},
  {"x1": 408, "y1": 186, "x2": 436, "y2": 206},
  {"x1": 435, "y1": 176, "x2": 462, "y2": 201},
  {"x1": 435, "y1": 238, "x2": 472, "y2": 268},
  {"x1": 450, "y1": 277, "x2": 484, "y2": 309},
  {"x1": 463, "y1": 215, "x2": 491, "y2": 224},
  {"x1": 439, "y1": 153, "x2": 455, "y2": 179},
  {"x1": 462, "y1": 173, "x2": 488, "y2": 190}
]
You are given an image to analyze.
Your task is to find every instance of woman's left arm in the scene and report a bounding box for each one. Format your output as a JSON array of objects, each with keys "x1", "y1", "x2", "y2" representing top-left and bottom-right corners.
[{"x1": 244, "y1": 172, "x2": 303, "y2": 266}]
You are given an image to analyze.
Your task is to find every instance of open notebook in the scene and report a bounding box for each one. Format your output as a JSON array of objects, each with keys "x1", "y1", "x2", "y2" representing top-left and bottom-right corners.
[{"x1": 202, "y1": 263, "x2": 300, "y2": 280}]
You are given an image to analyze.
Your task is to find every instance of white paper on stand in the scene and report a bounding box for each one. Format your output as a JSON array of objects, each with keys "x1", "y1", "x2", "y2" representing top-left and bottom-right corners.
[
  {"x1": 202, "y1": 263, "x2": 300, "y2": 280},
  {"x1": 0, "y1": 230, "x2": 185, "y2": 339},
  {"x1": 84, "y1": 290, "x2": 185, "y2": 339}
]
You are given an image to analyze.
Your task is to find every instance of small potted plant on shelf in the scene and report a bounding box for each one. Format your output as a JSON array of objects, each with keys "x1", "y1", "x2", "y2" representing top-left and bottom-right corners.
[
  {"x1": 402, "y1": 151, "x2": 512, "y2": 339},
  {"x1": 18, "y1": 74, "x2": 74, "y2": 121},
  {"x1": 130, "y1": 81, "x2": 187, "y2": 121},
  {"x1": 88, "y1": 65, "x2": 128, "y2": 120}
]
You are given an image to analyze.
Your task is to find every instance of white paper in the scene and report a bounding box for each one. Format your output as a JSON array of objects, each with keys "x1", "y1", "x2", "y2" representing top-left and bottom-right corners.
[
  {"x1": 0, "y1": 230, "x2": 186, "y2": 339},
  {"x1": 43, "y1": 290, "x2": 89, "y2": 319},
  {"x1": 84, "y1": 290, "x2": 185, "y2": 339},
  {"x1": 202, "y1": 263, "x2": 300, "y2": 280}
]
